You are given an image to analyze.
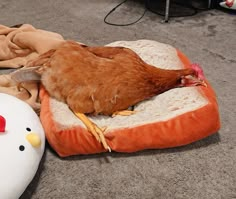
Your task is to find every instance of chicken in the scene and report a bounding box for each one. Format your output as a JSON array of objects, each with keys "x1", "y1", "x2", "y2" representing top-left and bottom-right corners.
[{"x1": 11, "y1": 40, "x2": 206, "y2": 152}]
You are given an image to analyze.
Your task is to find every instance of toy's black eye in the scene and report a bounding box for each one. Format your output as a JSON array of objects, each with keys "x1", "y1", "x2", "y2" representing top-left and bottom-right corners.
[
  {"x1": 19, "y1": 145, "x2": 25, "y2": 151},
  {"x1": 26, "y1": 127, "x2": 31, "y2": 132}
]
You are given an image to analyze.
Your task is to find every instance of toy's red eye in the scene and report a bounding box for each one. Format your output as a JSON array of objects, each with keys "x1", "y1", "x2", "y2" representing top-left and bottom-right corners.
[{"x1": 0, "y1": 115, "x2": 6, "y2": 133}]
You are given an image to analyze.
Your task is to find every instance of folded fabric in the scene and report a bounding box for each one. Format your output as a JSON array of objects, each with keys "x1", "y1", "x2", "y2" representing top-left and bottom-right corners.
[
  {"x1": 0, "y1": 24, "x2": 64, "y2": 66},
  {"x1": 0, "y1": 24, "x2": 65, "y2": 111}
]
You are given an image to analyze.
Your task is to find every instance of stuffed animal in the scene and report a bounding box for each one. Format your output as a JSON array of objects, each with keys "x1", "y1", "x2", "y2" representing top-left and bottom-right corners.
[
  {"x1": 220, "y1": 0, "x2": 236, "y2": 10},
  {"x1": 0, "y1": 93, "x2": 45, "y2": 199}
]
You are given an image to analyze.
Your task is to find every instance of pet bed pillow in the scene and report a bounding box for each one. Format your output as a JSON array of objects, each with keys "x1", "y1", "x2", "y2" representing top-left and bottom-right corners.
[
  {"x1": 0, "y1": 93, "x2": 45, "y2": 199},
  {"x1": 39, "y1": 40, "x2": 220, "y2": 157}
]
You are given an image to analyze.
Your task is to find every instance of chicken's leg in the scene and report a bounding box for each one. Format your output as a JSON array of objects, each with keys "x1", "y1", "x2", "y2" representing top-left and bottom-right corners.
[
  {"x1": 112, "y1": 110, "x2": 137, "y2": 117},
  {"x1": 73, "y1": 112, "x2": 111, "y2": 152}
]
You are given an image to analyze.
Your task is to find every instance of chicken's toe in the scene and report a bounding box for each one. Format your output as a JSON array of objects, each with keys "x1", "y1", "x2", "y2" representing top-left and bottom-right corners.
[
  {"x1": 73, "y1": 112, "x2": 111, "y2": 151},
  {"x1": 93, "y1": 125, "x2": 111, "y2": 152}
]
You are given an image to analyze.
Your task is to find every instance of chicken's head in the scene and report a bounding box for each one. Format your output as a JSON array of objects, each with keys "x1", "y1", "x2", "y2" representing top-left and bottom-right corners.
[{"x1": 181, "y1": 63, "x2": 207, "y2": 87}]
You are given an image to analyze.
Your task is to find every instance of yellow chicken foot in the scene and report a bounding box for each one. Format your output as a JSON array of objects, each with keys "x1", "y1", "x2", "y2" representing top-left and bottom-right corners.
[
  {"x1": 112, "y1": 110, "x2": 137, "y2": 117},
  {"x1": 73, "y1": 112, "x2": 111, "y2": 152}
]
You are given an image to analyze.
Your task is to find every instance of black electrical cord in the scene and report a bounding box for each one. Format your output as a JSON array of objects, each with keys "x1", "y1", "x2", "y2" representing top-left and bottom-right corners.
[
  {"x1": 104, "y1": 0, "x2": 210, "y2": 26},
  {"x1": 104, "y1": 0, "x2": 147, "y2": 26}
]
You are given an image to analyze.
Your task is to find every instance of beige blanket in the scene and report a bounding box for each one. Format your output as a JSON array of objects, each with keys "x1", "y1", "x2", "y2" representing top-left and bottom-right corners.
[{"x1": 0, "y1": 24, "x2": 65, "y2": 111}]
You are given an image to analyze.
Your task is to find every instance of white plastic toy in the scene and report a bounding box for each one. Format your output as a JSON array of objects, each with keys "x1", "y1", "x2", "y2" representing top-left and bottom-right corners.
[
  {"x1": 0, "y1": 93, "x2": 45, "y2": 199},
  {"x1": 220, "y1": 0, "x2": 236, "y2": 10}
]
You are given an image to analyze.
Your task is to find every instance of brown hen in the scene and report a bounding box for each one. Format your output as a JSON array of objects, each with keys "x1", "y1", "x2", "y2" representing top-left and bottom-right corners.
[{"x1": 12, "y1": 40, "x2": 206, "y2": 152}]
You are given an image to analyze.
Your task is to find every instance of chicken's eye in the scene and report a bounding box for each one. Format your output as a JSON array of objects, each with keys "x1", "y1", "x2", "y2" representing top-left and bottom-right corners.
[
  {"x1": 19, "y1": 145, "x2": 25, "y2": 151},
  {"x1": 26, "y1": 127, "x2": 31, "y2": 132},
  {"x1": 177, "y1": 78, "x2": 182, "y2": 84}
]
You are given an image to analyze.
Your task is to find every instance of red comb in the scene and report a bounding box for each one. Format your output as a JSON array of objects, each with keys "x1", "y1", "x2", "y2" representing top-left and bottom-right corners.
[
  {"x1": 0, "y1": 115, "x2": 6, "y2": 133},
  {"x1": 190, "y1": 63, "x2": 205, "y2": 79}
]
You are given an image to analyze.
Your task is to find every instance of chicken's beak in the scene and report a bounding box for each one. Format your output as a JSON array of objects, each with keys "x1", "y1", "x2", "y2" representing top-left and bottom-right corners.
[
  {"x1": 198, "y1": 79, "x2": 207, "y2": 87},
  {"x1": 26, "y1": 133, "x2": 41, "y2": 148},
  {"x1": 181, "y1": 75, "x2": 207, "y2": 87},
  {"x1": 192, "y1": 77, "x2": 207, "y2": 87}
]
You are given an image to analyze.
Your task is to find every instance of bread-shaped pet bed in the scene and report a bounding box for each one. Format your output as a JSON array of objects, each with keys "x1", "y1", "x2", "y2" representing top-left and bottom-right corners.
[{"x1": 39, "y1": 40, "x2": 220, "y2": 157}]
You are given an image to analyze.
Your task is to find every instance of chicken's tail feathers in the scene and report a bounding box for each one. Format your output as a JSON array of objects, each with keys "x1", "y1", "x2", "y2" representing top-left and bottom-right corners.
[{"x1": 10, "y1": 66, "x2": 42, "y2": 83}]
